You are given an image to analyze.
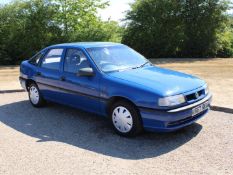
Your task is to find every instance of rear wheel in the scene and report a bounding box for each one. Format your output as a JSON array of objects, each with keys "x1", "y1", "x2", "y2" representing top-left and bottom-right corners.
[
  {"x1": 110, "y1": 101, "x2": 143, "y2": 137},
  {"x1": 28, "y1": 83, "x2": 46, "y2": 107}
]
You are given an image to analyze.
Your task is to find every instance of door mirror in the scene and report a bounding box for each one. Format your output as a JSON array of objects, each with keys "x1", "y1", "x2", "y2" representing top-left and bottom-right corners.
[{"x1": 78, "y1": 67, "x2": 95, "y2": 76}]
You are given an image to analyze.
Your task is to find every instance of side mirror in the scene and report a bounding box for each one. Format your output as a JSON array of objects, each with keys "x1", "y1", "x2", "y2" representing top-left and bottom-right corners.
[{"x1": 78, "y1": 67, "x2": 95, "y2": 76}]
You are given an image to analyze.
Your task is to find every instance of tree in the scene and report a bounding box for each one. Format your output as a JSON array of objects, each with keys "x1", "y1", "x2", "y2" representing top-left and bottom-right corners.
[
  {"x1": 181, "y1": 0, "x2": 229, "y2": 57},
  {"x1": 54, "y1": 0, "x2": 109, "y2": 40},
  {"x1": 122, "y1": 0, "x2": 184, "y2": 58},
  {"x1": 0, "y1": 0, "x2": 62, "y2": 64},
  {"x1": 122, "y1": 0, "x2": 231, "y2": 58},
  {"x1": 217, "y1": 15, "x2": 233, "y2": 57},
  {"x1": 0, "y1": 0, "x2": 123, "y2": 65}
]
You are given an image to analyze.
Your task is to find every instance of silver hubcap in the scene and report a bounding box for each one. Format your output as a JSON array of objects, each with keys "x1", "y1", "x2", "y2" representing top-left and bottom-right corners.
[
  {"x1": 112, "y1": 106, "x2": 133, "y2": 133},
  {"x1": 29, "y1": 86, "x2": 39, "y2": 105}
]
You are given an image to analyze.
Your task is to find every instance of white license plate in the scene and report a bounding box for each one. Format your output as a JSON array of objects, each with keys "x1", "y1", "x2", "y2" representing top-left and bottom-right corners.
[{"x1": 192, "y1": 101, "x2": 209, "y2": 116}]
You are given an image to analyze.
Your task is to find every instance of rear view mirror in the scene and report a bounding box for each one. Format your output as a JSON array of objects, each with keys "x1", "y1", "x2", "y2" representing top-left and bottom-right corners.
[{"x1": 78, "y1": 68, "x2": 95, "y2": 76}]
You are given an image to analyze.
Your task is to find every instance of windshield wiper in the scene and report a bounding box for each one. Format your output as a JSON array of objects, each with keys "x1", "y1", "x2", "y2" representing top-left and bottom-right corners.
[
  {"x1": 132, "y1": 61, "x2": 150, "y2": 69},
  {"x1": 140, "y1": 61, "x2": 150, "y2": 68},
  {"x1": 105, "y1": 62, "x2": 150, "y2": 73}
]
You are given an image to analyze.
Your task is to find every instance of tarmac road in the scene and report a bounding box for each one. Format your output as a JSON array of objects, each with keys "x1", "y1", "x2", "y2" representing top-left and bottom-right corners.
[{"x1": 0, "y1": 92, "x2": 232, "y2": 175}]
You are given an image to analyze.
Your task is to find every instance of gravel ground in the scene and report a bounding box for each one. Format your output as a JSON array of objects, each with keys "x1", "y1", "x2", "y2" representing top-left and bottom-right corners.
[{"x1": 0, "y1": 92, "x2": 233, "y2": 175}]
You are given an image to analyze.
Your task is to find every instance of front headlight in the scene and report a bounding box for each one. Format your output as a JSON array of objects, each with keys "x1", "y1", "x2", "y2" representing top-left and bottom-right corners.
[
  {"x1": 158, "y1": 94, "x2": 185, "y2": 107},
  {"x1": 204, "y1": 85, "x2": 209, "y2": 95}
]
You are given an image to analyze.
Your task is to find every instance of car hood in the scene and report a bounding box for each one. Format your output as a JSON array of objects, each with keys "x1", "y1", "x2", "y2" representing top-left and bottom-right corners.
[{"x1": 108, "y1": 66, "x2": 205, "y2": 96}]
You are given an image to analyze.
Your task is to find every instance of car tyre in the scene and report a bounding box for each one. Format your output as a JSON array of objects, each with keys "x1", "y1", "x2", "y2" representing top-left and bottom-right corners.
[
  {"x1": 28, "y1": 83, "x2": 46, "y2": 107},
  {"x1": 110, "y1": 100, "x2": 143, "y2": 137}
]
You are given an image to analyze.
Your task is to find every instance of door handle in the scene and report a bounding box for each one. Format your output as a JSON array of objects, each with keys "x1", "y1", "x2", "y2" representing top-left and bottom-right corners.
[
  {"x1": 60, "y1": 76, "x2": 66, "y2": 81},
  {"x1": 36, "y1": 72, "x2": 41, "y2": 76}
]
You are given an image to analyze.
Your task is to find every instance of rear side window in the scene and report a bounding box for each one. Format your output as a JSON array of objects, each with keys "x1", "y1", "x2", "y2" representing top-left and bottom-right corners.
[
  {"x1": 29, "y1": 52, "x2": 43, "y2": 66},
  {"x1": 41, "y1": 49, "x2": 63, "y2": 70}
]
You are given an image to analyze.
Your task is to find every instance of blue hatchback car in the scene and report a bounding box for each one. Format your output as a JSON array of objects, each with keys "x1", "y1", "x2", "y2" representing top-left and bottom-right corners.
[{"x1": 19, "y1": 42, "x2": 212, "y2": 136}]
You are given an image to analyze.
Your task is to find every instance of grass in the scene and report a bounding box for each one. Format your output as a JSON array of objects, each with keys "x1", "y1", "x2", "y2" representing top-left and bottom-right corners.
[
  {"x1": 0, "y1": 58, "x2": 232, "y2": 108},
  {"x1": 0, "y1": 66, "x2": 20, "y2": 91}
]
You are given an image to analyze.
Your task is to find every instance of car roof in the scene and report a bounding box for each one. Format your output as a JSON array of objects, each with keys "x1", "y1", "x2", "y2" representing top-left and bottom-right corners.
[{"x1": 49, "y1": 42, "x2": 123, "y2": 49}]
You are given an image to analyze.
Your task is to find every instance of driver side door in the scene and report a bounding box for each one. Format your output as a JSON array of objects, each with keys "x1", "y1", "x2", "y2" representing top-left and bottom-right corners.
[{"x1": 59, "y1": 48, "x2": 101, "y2": 114}]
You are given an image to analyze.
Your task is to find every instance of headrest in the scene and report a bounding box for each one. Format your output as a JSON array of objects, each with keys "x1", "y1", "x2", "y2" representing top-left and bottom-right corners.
[{"x1": 71, "y1": 53, "x2": 80, "y2": 63}]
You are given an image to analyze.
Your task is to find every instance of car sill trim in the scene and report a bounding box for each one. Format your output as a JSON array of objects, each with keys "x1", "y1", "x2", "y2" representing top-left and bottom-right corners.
[{"x1": 36, "y1": 81, "x2": 107, "y2": 102}]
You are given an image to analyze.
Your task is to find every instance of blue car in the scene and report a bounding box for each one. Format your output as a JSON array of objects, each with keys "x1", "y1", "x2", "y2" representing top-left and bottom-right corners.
[{"x1": 19, "y1": 42, "x2": 212, "y2": 136}]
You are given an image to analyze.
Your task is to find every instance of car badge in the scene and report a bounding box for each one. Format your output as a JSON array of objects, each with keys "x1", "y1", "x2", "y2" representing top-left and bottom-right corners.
[{"x1": 195, "y1": 92, "x2": 199, "y2": 99}]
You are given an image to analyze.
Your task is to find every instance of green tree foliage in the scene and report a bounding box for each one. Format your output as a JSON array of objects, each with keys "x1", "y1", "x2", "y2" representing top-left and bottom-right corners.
[
  {"x1": 0, "y1": 0, "x2": 122, "y2": 65},
  {"x1": 122, "y1": 0, "x2": 232, "y2": 58},
  {"x1": 181, "y1": 0, "x2": 229, "y2": 57},
  {"x1": 122, "y1": 0, "x2": 184, "y2": 58},
  {"x1": 217, "y1": 15, "x2": 233, "y2": 57},
  {"x1": 54, "y1": 0, "x2": 108, "y2": 40},
  {"x1": 0, "y1": 0, "x2": 63, "y2": 64}
]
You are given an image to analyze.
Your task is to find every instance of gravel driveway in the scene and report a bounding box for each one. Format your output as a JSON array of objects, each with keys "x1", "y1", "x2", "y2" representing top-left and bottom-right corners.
[{"x1": 0, "y1": 92, "x2": 232, "y2": 175}]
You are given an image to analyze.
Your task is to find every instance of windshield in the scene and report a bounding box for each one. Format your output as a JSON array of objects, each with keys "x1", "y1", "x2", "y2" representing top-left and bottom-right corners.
[{"x1": 86, "y1": 45, "x2": 150, "y2": 72}]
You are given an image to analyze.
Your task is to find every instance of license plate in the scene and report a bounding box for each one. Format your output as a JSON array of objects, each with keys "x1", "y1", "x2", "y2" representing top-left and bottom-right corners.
[{"x1": 192, "y1": 101, "x2": 209, "y2": 116}]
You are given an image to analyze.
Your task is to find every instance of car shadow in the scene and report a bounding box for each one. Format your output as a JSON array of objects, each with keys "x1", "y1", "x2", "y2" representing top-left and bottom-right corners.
[{"x1": 0, "y1": 100, "x2": 203, "y2": 160}]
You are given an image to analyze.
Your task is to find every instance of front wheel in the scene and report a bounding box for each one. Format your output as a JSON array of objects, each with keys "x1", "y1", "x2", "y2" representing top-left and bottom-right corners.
[
  {"x1": 110, "y1": 101, "x2": 143, "y2": 137},
  {"x1": 28, "y1": 83, "x2": 46, "y2": 107}
]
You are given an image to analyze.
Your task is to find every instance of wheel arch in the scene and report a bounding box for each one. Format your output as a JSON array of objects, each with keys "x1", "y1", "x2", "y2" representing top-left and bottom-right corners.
[
  {"x1": 106, "y1": 96, "x2": 140, "y2": 115},
  {"x1": 25, "y1": 79, "x2": 37, "y2": 91}
]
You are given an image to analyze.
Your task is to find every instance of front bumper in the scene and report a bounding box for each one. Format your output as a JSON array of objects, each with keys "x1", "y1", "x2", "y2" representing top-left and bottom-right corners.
[
  {"x1": 19, "y1": 77, "x2": 27, "y2": 91},
  {"x1": 140, "y1": 94, "x2": 212, "y2": 132}
]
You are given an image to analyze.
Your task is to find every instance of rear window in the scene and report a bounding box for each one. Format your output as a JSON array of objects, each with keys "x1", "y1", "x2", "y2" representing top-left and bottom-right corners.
[{"x1": 41, "y1": 49, "x2": 63, "y2": 70}]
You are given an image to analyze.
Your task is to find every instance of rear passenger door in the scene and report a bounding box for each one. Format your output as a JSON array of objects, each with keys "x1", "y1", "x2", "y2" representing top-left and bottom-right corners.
[{"x1": 36, "y1": 48, "x2": 64, "y2": 102}]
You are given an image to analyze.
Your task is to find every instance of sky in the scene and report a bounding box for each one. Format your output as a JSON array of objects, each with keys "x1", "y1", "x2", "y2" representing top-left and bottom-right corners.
[
  {"x1": 99, "y1": 0, "x2": 134, "y2": 21},
  {"x1": 0, "y1": 0, "x2": 232, "y2": 21}
]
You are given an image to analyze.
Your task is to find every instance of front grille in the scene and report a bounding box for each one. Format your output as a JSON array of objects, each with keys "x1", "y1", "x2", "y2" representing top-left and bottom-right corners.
[{"x1": 185, "y1": 89, "x2": 205, "y2": 102}]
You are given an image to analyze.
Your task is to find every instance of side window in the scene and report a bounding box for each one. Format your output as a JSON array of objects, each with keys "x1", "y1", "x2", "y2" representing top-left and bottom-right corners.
[
  {"x1": 29, "y1": 52, "x2": 43, "y2": 66},
  {"x1": 41, "y1": 49, "x2": 63, "y2": 70},
  {"x1": 64, "y1": 49, "x2": 90, "y2": 73}
]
